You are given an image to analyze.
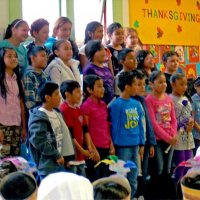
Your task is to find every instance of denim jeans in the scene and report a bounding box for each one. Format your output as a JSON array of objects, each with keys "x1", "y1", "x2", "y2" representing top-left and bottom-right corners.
[
  {"x1": 115, "y1": 145, "x2": 139, "y2": 199},
  {"x1": 155, "y1": 140, "x2": 174, "y2": 175},
  {"x1": 66, "y1": 164, "x2": 86, "y2": 177}
]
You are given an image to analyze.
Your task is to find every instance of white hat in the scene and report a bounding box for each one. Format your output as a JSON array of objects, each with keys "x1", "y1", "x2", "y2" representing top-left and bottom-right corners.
[{"x1": 37, "y1": 172, "x2": 93, "y2": 200}]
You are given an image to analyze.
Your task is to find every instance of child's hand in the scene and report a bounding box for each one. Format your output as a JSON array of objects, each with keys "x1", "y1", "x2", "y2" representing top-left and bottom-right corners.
[
  {"x1": 109, "y1": 143, "x2": 115, "y2": 155},
  {"x1": 92, "y1": 150, "x2": 100, "y2": 163},
  {"x1": 169, "y1": 135, "x2": 178, "y2": 145},
  {"x1": 149, "y1": 146, "x2": 155, "y2": 158},
  {"x1": 0, "y1": 130, "x2": 4, "y2": 144},
  {"x1": 186, "y1": 118, "x2": 194, "y2": 133},
  {"x1": 21, "y1": 128, "x2": 27, "y2": 143},
  {"x1": 139, "y1": 146, "x2": 144, "y2": 161},
  {"x1": 83, "y1": 150, "x2": 91, "y2": 158},
  {"x1": 56, "y1": 156, "x2": 65, "y2": 165}
]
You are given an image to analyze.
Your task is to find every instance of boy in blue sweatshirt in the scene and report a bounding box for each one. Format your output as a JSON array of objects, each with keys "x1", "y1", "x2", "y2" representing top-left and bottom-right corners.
[{"x1": 108, "y1": 71, "x2": 145, "y2": 199}]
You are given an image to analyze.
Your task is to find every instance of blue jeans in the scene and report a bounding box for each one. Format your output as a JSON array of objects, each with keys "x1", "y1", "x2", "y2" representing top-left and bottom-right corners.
[
  {"x1": 155, "y1": 140, "x2": 174, "y2": 175},
  {"x1": 66, "y1": 164, "x2": 86, "y2": 177},
  {"x1": 115, "y1": 145, "x2": 139, "y2": 199}
]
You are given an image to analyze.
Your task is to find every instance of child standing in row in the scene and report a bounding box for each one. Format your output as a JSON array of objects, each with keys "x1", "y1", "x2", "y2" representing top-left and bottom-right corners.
[
  {"x1": 60, "y1": 80, "x2": 93, "y2": 176},
  {"x1": 45, "y1": 39, "x2": 81, "y2": 87},
  {"x1": 28, "y1": 82, "x2": 75, "y2": 180},
  {"x1": 79, "y1": 21, "x2": 103, "y2": 69},
  {"x1": 124, "y1": 27, "x2": 142, "y2": 52},
  {"x1": 109, "y1": 71, "x2": 145, "y2": 199},
  {"x1": 145, "y1": 71, "x2": 177, "y2": 199},
  {"x1": 170, "y1": 73, "x2": 194, "y2": 182},
  {"x1": 23, "y1": 46, "x2": 49, "y2": 110},
  {"x1": 0, "y1": 19, "x2": 29, "y2": 77},
  {"x1": 192, "y1": 78, "x2": 200, "y2": 154},
  {"x1": 115, "y1": 48, "x2": 137, "y2": 96},
  {"x1": 27, "y1": 18, "x2": 50, "y2": 56},
  {"x1": 162, "y1": 51, "x2": 180, "y2": 94},
  {"x1": 81, "y1": 75, "x2": 115, "y2": 181},
  {"x1": 84, "y1": 40, "x2": 114, "y2": 104},
  {"x1": 107, "y1": 22, "x2": 124, "y2": 75},
  {"x1": 0, "y1": 47, "x2": 26, "y2": 157}
]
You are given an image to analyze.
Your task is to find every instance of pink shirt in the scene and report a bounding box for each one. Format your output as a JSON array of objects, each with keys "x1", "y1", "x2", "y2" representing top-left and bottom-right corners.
[
  {"x1": 145, "y1": 94, "x2": 177, "y2": 143},
  {"x1": 0, "y1": 73, "x2": 21, "y2": 126},
  {"x1": 80, "y1": 97, "x2": 111, "y2": 148}
]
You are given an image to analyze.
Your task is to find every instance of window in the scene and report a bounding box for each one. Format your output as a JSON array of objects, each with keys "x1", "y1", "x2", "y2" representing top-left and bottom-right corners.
[
  {"x1": 74, "y1": 0, "x2": 113, "y2": 46},
  {"x1": 22, "y1": 0, "x2": 61, "y2": 36}
]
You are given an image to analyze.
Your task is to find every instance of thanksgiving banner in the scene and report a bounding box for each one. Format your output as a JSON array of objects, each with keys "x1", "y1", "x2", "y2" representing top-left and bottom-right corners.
[{"x1": 129, "y1": 0, "x2": 200, "y2": 45}]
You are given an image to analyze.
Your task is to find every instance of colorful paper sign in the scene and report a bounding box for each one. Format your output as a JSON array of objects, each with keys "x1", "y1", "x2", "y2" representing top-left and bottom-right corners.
[{"x1": 129, "y1": 0, "x2": 200, "y2": 45}]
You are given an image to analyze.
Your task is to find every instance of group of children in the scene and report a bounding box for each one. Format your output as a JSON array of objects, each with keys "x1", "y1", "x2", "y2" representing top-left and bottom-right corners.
[{"x1": 0, "y1": 16, "x2": 199, "y2": 200}]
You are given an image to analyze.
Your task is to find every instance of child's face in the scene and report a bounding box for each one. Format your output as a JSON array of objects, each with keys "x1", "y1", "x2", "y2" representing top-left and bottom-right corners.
[
  {"x1": 32, "y1": 51, "x2": 48, "y2": 69},
  {"x1": 56, "y1": 22, "x2": 72, "y2": 40},
  {"x1": 136, "y1": 78, "x2": 146, "y2": 96},
  {"x1": 47, "y1": 89, "x2": 61, "y2": 108},
  {"x1": 93, "y1": 47, "x2": 107, "y2": 63},
  {"x1": 127, "y1": 79, "x2": 137, "y2": 96},
  {"x1": 4, "y1": 49, "x2": 18, "y2": 70},
  {"x1": 109, "y1": 28, "x2": 124, "y2": 45},
  {"x1": 55, "y1": 41, "x2": 73, "y2": 62},
  {"x1": 13, "y1": 22, "x2": 29, "y2": 43},
  {"x1": 89, "y1": 79, "x2": 105, "y2": 99},
  {"x1": 164, "y1": 55, "x2": 179, "y2": 74},
  {"x1": 144, "y1": 53, "x2": 154, "y2": 69},
  {"x1": 151, "y1": 75, "x2": 167, "y2": 94},
  {"x1": 122, "y1": 52, "x2": 137, "y2": 70},
  {"x1": 68, "y1": 87, "x2": 82, "y2": 105},
  {"x1": 172, "y1": 77, "x2": 187, "y2": 96},
  {"x1": 91, "y1": 26, "x2": 104, "y2": 41},
  {"x1": 125, "y1": 31, "x2": 138, "y2": 48},
  {"x1": 195, "y1": 85, "x2": 200, "y2": 96},
  {"x1": 33, "y1": 25, "x2": 49, "y2": 44}
]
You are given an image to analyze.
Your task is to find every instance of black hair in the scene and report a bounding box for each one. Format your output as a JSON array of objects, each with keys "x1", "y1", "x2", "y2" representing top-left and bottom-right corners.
[
  {"x1": 134, "y1": 69, "x2": 145, "y2": 80},
  {"x1": 107, "y1": 22, "x2": 122, "y2": 35},
  {"x1": 4, "y1": 19, "x2": 27, "y2": 39},
  {"x1": 170, "y1": 73, "x2": 186, "y2": 83},
  {"x1": 30, "y1": 18, "x2": 49, "y2": 37},
  {"x1": 83, "y1": 75, "x2": 102, "y2": 98},
  {"x1": 84, "y1": 21, "x2": 103, "y2": 44},
  {"x1": 162, "y1": 51, "x2": 179, "y2": 62},
  {"x1": 0, "y1": 47, "x2": 24, "y2": 101},
  {"x1": 117, "y1": 48, "x2": 133, "y2": 62},
  {"x1": 0, "y1": 172, "x2": 37, "y2": 200},
  {"x1": 37, "y1": 81, "x2": 59, "y2": 103},
  {"x1": 194, "y1": 77, "x2": 200, "y2": 87},
  {"x1": 60, "y1": 80, "x2": 80, "y2": 99},
  {"x1": 117, "y1": 71, "x2": 136, "y2": 92},
  {"x1": 94, "y1": 182, "x2": 129, "y2": 200},
  {"x1": 149, "y1": 71, "x2": 164, "y2": 83},
  {"x1": 47, "y1": 39, "x2": 70, "y2": 65},
  {"x1": 27, "y1": 46, "x2": 47, "y2": 65},
  {"x1": 136, "y1": 50, "x2": 152, "y2": 69},
  {"x1": 85, "y1": 40, "x2": 103, "y2": 62}
]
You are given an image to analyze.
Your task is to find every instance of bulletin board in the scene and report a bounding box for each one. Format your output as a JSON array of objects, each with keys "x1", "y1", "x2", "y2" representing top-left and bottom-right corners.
[{"x1": 129, "y1": 0, "x2": 200, "y2": 46}]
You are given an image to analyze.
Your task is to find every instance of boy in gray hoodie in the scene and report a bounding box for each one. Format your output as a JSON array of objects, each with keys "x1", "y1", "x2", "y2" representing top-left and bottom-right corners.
[{"x1": 28, "y1": 82, "x2": 75, "y2": 180}]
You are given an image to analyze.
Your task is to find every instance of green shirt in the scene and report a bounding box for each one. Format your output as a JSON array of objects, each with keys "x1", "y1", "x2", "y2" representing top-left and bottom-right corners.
[{"x1": 0, "y1": 39, "x2": 28, "y2": 77}]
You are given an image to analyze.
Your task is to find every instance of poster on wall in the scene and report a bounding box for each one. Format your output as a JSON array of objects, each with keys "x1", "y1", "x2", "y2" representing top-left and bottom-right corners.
[
  {"x1": 188, "y1": 46, "x2": 199, "y2": 63},
  {"x1": 185, "y1": 64, "x2": 197, "y2": 78},
  {"x1": 144, "y1": 44, "x2": 159, "y2": 63},
  {"x1": 129, "y1": 0, "x2": 200, "y2": 46},
  {"x1": 175, "y1": 46, "x2": 185, "y2": 64}
]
